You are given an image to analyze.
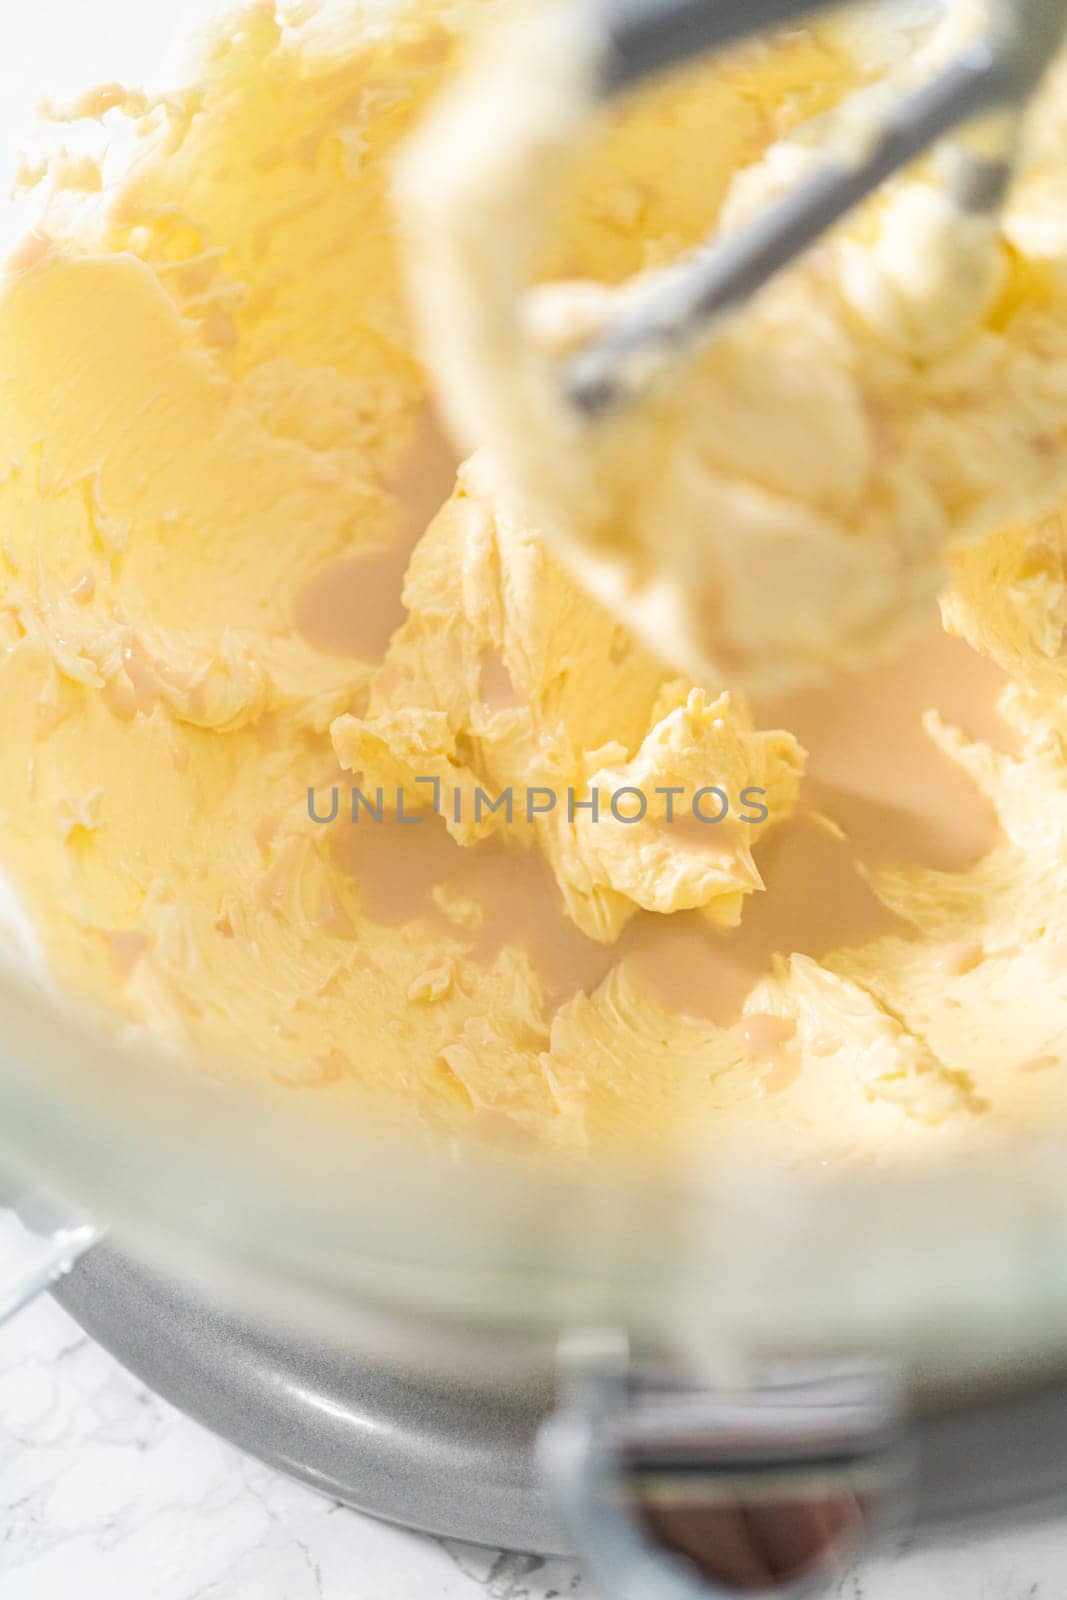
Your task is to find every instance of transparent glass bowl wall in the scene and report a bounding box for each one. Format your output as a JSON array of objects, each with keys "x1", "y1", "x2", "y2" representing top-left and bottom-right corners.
[{"x1": 2, "y1": 0, "x2": 1067, "y2": 1399}]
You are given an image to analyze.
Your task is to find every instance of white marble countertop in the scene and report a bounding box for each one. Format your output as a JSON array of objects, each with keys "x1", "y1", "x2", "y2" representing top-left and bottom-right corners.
[{"x1": 1, "y1": 1296, "x2": 1067, "y2": 1600}]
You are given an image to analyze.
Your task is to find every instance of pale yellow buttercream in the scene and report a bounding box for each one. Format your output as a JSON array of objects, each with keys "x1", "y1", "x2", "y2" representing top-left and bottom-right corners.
[
  {"x1": 400, "y1": 0, "x2": 1067, "y2": 691},
  {"x1": 2, "y1": 0, "x2": 1067, "y2": 1167}
]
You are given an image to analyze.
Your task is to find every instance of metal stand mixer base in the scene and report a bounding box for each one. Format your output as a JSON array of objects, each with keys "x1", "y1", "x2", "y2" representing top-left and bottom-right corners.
[
  {"x1": 54, "y1": 1247, "x2": 566, "y2": 1555},
  {"x1": 53, "y1": 1246, "x2": 1067, "y2": 1559}
]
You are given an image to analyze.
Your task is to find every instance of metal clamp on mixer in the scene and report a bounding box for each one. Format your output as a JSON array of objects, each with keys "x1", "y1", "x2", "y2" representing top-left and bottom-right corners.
[
  {"x1": 541, "y1": 1330, "x2": 911, "y2": 1598},
  {"x1": 0, "y1": 1169, "x2": 101, "y2": 1326}
]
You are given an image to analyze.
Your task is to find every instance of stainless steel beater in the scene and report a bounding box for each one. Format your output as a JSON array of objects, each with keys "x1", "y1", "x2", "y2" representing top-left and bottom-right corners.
[{"x1": 567, "y1": 0, "x2": 1067, "y2": 413}]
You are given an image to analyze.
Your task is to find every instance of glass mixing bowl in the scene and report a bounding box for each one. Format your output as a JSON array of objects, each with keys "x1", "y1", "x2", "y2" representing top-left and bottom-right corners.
[{"x1": 4, "y1": 2, "x2": 1067, "y2": 1592}]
